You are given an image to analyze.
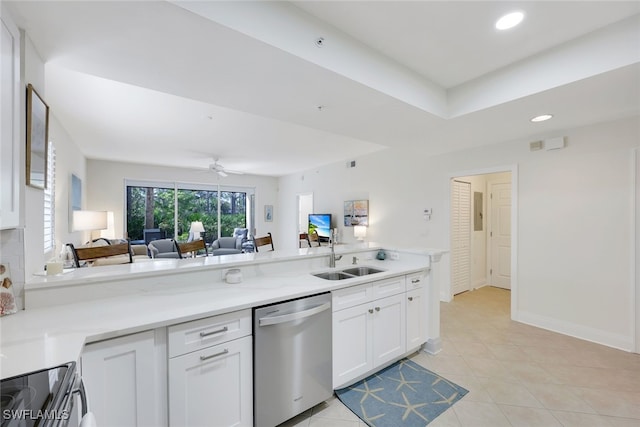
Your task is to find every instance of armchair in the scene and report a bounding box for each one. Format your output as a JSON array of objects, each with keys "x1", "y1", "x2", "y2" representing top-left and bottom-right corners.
[
  {"x1": 210, "y1": 237, "x2": 243, "y2": 256},
  {"x1": 148, "y1": 239, "x2": 180, "y2": 259}
]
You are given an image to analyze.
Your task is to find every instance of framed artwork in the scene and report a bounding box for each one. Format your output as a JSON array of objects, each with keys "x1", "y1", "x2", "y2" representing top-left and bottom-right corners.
[
  {"x1": 264, "y1": 205, "x2": 273, "y2": 222},
  {"x1": 70, "y1": 174, "x2": 82, "y2": 231},
  {"x1": 26, "y1": 84, "x2": 49, "y2": 189},
  {"x1": 344, "y1": 200, "x2": 369, "y2": 226}
]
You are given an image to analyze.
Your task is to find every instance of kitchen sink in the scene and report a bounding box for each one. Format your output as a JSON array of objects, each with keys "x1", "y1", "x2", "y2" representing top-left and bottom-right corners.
[
  {"x1": 313, "y1": 266, "x2": 386, "y2": 281},
  {"x1": 340, "y1": 266, "x2": 385, "y2": 276},
  {"x1": 312, "y1": 271, "x2": 355, "y2": 281}
]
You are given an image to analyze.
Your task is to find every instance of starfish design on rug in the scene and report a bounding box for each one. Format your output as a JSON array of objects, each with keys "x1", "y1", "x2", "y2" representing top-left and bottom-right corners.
[
  {"x1": 433, "y1": 391, "x2": 460, "y2": 405},
  {"x1": 359, "y1": 404, "x2": 385, "y2": 425},
  {"x1": 397, "y1": 358, "x2": 423, "y2": 372},
  {"x1": 387, "y1": 371, "x2": 421, "y2": 392},
  {"x1": 389, "y1": 392, "x2": 430, "y2": 422},
  {"x1": 349, "y1": 379, "x2": 386, "y2": 404}
]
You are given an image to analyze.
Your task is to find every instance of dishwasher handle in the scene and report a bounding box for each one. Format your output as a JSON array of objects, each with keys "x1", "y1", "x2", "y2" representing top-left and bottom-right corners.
[{"x1": 259, "y1": 302, "x2": 330, "y2": 326}]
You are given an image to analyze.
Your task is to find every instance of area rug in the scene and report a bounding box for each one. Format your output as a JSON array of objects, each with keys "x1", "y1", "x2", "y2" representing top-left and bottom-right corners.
[{"x1": 335, "y1": 358, "x2": 468, "y2": 426}]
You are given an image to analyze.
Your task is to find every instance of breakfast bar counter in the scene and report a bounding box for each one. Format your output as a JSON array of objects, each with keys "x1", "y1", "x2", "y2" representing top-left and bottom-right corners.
[{"x1": 1, "y1": 244, "x2": 445, "y2": 380}]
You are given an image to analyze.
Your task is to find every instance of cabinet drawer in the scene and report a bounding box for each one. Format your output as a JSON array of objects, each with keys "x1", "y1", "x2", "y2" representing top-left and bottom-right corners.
[
  {"x1": 406, "y1": 272, "x2": 426, "y2": 291},
  {"x1": 168, "y1": 309, "x2": 251, "y2": 358},
  {"x1": 371, "y1": 276, "x2": 406, "y2": 299},
  {"x1": 332, "y1": 283, "x2": 372, "y2": 312}
]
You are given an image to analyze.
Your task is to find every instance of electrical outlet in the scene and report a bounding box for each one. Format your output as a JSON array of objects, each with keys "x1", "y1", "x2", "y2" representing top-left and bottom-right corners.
[{"x1": 390, "y1": 252, "x2": 400, "y2": 260}]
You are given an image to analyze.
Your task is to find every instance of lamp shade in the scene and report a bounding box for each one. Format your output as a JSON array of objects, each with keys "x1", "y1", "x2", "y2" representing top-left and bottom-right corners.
[
  {"x1": 73, "y1": 210, "x2": 108, "y2": 232},
  {"x1": 190, "y1": 221, "x2": 205, "y2": 233},
  {"x1": 354, "y1": 225, "x2": 367, "y2": 240},
  {"x1": 100, "y1": 211, "x2": 116, "y2": 239}
]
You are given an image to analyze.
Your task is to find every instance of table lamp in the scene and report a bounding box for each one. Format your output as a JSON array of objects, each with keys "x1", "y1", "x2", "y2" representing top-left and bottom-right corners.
[
  {"x1": 190, "y1": 221, "x2": 205, "y2": 240},
  {"x1": 73, "y1": 210, "x2": 108, "y2": 241},
  {"x1": 354, "y1": 225, "x2": 367, "y2": 241}
]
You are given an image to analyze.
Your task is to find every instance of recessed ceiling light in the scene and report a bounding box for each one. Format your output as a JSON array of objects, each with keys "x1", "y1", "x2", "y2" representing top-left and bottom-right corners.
[
  {"x1": 530, "y1": 114, "x2": 553, "y2": 123},
  {"x1": 495, "y1": 11, "x2": 524, "y2": 30}
]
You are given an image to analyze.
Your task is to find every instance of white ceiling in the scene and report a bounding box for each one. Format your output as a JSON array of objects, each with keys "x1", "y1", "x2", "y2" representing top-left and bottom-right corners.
[{"x1": 6, "y1": 1, "x2": 640, "y2": 177}]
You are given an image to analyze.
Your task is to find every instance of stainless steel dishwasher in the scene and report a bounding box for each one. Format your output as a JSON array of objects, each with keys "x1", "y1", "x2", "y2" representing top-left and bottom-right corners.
[{"x1": 253, "y1": 292, "x2": 332, "y2": 427}]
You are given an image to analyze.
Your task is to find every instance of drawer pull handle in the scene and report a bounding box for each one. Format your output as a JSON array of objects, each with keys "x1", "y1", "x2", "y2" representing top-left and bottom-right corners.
[
  {"x1": 375, "y1": 307, "x2": 380, "y2": 312},
  {"x1": 200, "y1": 326, "x2": 228, "y2": 338},
  {"x1": 412, "y1": 279, "x2": 420, "y2": 284},
  {"x1": 408, "y1": 296, "x2": 414, "y2": 301},
  {"x1": 368, "y1": 308, "x2": 374, "y2": 314},
  {"x1": 200, "y1": 348, "x2": 229, "y2": 361}
]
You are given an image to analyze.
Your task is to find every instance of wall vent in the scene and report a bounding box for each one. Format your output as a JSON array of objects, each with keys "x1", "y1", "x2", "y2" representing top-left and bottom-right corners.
[{"x1": 529, "y1": 140, "x2": 543, "y2": 151}]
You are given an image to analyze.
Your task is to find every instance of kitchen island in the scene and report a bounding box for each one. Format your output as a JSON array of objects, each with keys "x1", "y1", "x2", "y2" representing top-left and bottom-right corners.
[{"x1": 1, "y1": 243, "x2": 444, "y2": 426}]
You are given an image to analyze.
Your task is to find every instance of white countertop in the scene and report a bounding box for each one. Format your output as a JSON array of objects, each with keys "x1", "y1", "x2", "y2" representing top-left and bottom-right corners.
[{"x1": 1, "y1": 245, "x2": 441, "y2": 379}]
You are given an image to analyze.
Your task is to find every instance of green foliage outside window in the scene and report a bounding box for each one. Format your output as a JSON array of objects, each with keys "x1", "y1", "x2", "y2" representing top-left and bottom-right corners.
[{"x1": 126, "y1": 185, "x2": 247, "y2": 242}]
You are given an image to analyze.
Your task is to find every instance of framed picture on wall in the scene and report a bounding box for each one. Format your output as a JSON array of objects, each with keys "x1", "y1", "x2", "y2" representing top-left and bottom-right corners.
[
  {"x1": 344, "y1": 200, "x2": 369, "y2": 226},
  {"x1": 26, "y1": 84, "x2": 49, "y2": 189},
  {"x1": 264, "y1": 205, "x2": 273, "y2": 222},
  {"x1": 69, "y1": 174, "x2": 82, "y2": 231}
]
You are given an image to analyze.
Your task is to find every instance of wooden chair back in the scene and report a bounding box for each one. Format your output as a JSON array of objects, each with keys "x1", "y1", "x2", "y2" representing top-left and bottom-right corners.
[
  {"x1": 299, "y1": 233, "x2": 310, "y2": 248},
  {"x1": 177, "y1": 239, "x2": 207, "y2": 258},
  {"x1": 308, "y1": 231, "x2": 322, "y2": 246},
  {"x1": 68, "y1": 242, "x2": 132, "y2": 267},
  {"x1": 253, "y1": 232, "x2": 274, "y2": 252}
]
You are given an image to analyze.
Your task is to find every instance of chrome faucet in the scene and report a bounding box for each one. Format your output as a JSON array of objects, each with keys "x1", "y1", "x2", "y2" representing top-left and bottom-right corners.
[{"x1": 329, "y1": 229, "x2": 342, "y2": 268}]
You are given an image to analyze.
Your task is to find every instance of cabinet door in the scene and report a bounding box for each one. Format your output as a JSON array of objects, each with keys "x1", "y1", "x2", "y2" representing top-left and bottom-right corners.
[
  {"x1": 81, "y1": 330, "x2": 167, "y2": 427},
  {"x1": 0, "y1": 13, "x2": 22, "y2": 229},
  {"x1": 406, "y1": 287, "x2": 425, "y2": 351},
  {"x1": 169, "y1": 336, "x2": 252, "y2": 427},
  {"x1": 371, "y1": 293, "x2": 406, "y2": 367},
  {"x1": 332, "y1": 303, "x2": 373, "y2": 388}
]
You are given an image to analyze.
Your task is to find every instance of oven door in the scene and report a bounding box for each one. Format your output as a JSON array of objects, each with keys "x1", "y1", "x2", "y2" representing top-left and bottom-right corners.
[{"x1": 1, "y1": 362, "x2": 93, "y2": 427}]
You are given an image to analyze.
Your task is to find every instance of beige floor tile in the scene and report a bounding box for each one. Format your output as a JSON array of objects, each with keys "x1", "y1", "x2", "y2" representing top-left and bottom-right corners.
[
  {"x1": 452, "y1": 401, "x2": 512, "y2": 427},
  {"x1": 522, "y1": 382, "x2": 597, "y2": 413},
  {"x1": 550, "y1": 410, "x2": 616, "y2": 426},
  {"x1": 500, "y1": 360, "x2": 560, "y2": 384},
  {"x1": 486, "y1": 343, "x2": 532, "y2": 361},
  {"x1": 426, "y1": 407, "x2": 462, "y2": 427},
  {"x1": 570, "y1": 387, "x2": 640, "y2": 419},
  {"x1": 498, "y1": 404, "x2": 563, "y2": 427},
  {"x1": 307, "y1": 418, "x2": 361, "y2": 427},
  {"x1": 607, "y1": 416, "x2": 640, "y2": 426},
  {"x1": 481, "y1": 380, "x2": 544, "y2": 408},
  {"x1": 311, "y1": 397, "x2": 361, "y2": 422}
]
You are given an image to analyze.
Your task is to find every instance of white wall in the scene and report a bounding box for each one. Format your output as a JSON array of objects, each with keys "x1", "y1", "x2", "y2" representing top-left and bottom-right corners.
[
  {"x1": 22, "y1": 33, "x2": 45, "y2": 278},
  {"x1": 50, "y1": 115, "x2": 87, "y2": 248},
  {"x1": 85, "y1": 160, "x2": 279, "y2": 245},
  {"x1": 278, "y1": 116, "x2": 639, "y2": 351}
]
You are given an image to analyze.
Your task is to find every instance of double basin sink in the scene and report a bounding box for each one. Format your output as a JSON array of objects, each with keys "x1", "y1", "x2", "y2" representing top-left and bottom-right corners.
[{"x1": 313, "y1": 266, "x2": 385, "y2": 281}]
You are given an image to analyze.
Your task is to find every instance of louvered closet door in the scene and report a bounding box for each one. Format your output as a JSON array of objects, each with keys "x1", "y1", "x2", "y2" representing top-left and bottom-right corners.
[{"x1": 451, "y1": 180, "x2": 471, "y2": 295}]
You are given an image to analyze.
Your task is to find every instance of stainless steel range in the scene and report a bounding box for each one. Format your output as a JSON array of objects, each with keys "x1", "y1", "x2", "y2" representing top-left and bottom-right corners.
[
  {"x1": 253, "y1": 292, "x2": 333, "y2": 427},
  {"x1": 1, "y1": 362, "x2": 89, "y2": 427}
]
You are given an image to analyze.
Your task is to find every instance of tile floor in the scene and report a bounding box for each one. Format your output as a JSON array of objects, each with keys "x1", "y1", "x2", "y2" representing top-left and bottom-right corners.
[{"x1": 280, "y1": 286, "x2": 640, "y2": 427}]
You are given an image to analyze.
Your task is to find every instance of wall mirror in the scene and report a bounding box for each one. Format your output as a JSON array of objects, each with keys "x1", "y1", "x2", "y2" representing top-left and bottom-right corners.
[{"x1": 26, "y1": 83, "x2": 49, "y2": 189}]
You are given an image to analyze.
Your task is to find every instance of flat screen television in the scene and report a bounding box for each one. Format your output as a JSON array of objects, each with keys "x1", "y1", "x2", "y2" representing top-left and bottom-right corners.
[{"x1": 308, "y1": 213, "x2": 332, "y2": 242}]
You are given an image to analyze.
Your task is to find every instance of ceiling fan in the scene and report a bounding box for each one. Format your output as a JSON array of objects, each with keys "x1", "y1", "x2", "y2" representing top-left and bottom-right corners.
[{"x1": 208, "y1": 158, "x2": 243, "y2": 177}]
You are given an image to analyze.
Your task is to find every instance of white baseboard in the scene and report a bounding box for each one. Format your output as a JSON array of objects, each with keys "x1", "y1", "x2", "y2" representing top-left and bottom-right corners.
[{"x1": 517, "y1": 310, "x2": 634, "y2": 352}]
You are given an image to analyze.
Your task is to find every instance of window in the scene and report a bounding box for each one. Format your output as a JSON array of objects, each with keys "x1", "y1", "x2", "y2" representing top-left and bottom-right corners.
[
  {"x1": 125, "y1": 180, "x2": 253, "y2": 243},
  {"x1": 44, "y1": 142, "x2": 55, "y2": 253}
]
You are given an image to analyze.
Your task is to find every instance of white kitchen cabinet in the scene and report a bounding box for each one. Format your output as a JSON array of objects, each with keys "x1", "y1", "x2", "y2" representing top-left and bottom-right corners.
[
  {"x1": 168, "y1": 310, "x2": 252, "y2": 427},
  {"x1": 406, "y1": 272, "x2": 426, "y2": 352},
  {"x1": 371, "y1": 293, "x2": 406, "y2": 367},
  {"x1": 0, "y1": 11, "x2": 22, "y2": 229},
  {"x1": 81, "y1": 329, "x2": 168, "y2": 427},
  {"x1": 332, "y1": 276, "x2": 407, "y2": 388},
  {"x1": 332, "y1": 301, "x2": 373, "y2": 387}
]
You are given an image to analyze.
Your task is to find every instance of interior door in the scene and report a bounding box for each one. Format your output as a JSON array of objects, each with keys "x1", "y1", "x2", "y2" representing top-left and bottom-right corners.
[
  {"x1": 451, "y1": 180, "x2": 471, "y2": 295},
  {"x1": 489, "y1": 182, "x2": 511, "y2": 289}
]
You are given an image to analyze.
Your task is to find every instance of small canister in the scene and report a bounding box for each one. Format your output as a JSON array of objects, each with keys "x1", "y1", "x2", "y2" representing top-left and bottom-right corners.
[
  {"x1": 376, "y1": 250, "x2": 386, "y2": 260},
  {"x1": 225, "y1": 268, "x2": 242, "y2": 284}
]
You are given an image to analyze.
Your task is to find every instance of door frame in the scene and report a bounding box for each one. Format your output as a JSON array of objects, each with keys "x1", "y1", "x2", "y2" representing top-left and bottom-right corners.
[
  {"x1": 445, "y1": 164, "x2": 519, "y2": 321},
  {"x1": 634, "y1": 148, "x2": 639, "y2": 353}
]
